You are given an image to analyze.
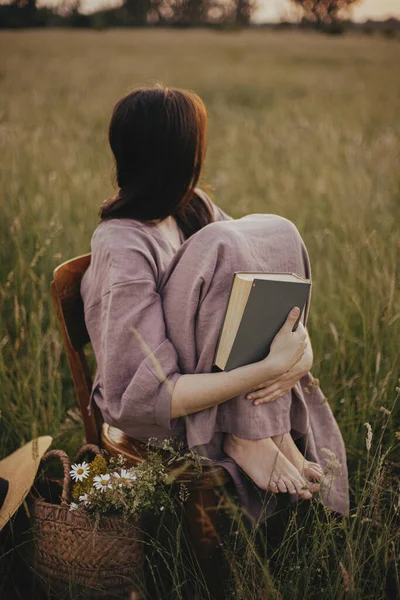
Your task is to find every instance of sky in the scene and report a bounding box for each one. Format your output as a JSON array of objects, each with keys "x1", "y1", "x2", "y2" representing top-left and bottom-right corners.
[{"x1": 37, "y1": 0, "x2": 400, "y2": 21}]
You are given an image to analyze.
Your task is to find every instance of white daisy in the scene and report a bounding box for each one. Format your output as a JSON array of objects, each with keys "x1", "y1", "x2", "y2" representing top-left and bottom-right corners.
[
  {"x1": 70, "y1": 462, "x2": 90, "y2": 482},
  {"x1": 93, "y1": 473, "x2": 111, "y2": 491},
  {"x1": 118, "y1": 468, "x2": 137, "y2": 480},
  {"x1": 69, "y1": 502, "x2": 79, "y2": 511},
  {"x1": 78, "y1": 493, "x2": 91, "y2": 506},
  {"x1": 113, "y1": 468, "x2": 137, "y2": 487},
  {"x1": 113, "y1": 469, "x2": 130, "y2": 487}
]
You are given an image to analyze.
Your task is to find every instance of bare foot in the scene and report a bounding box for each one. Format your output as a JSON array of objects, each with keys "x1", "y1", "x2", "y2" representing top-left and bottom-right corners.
[
  {"x1": 223, "y1": 433, "x2": 312, "y2": 500},
  {"x1": 271, "y1": 432, "x2": 323, "y2": 492}
]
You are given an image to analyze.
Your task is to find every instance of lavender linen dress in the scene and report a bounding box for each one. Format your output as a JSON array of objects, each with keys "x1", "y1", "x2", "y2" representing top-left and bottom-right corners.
[{"x1": 81, "y1": 190, "x2": 349, "y2": 521}]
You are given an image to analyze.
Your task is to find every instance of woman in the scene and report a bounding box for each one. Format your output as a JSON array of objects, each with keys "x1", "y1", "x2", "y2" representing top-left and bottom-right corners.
[{"x1": 81, "y1": 84, "x2": 349, "y2": 521}]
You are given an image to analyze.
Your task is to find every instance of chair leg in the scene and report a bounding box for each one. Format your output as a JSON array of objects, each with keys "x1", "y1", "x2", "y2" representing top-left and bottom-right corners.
[{"x1": 183, "y1": 488, "x2": 226, "y2": 600}]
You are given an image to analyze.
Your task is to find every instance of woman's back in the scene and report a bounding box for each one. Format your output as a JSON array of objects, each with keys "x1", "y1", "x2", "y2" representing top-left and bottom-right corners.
[{"x1": 80, "y1": 189, "x2": 231, "y2": 439}]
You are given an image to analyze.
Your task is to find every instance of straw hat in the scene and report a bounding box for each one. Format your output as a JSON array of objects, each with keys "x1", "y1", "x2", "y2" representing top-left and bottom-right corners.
[{"x1": 0, "y1": 436, "x2": 52, "y2": 531}]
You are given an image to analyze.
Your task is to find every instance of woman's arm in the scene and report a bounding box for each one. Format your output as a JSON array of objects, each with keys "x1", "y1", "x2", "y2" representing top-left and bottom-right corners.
[{"x1": 171, "y1": 308, "x2": 307, "y2": 418}]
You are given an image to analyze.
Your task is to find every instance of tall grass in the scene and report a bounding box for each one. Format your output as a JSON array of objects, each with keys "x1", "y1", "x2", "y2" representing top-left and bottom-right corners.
[{"x1": 0, "y1": 29, "x2": 399, "y2": 599}]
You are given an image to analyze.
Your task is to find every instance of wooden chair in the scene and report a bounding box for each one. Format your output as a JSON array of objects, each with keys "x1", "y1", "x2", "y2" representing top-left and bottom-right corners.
[{"x1": 51, "y1": 253, "x2": 230, "y2": 598}]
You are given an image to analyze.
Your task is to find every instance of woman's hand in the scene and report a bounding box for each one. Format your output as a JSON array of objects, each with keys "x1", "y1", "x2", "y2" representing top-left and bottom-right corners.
[
  {"x1": 246, "y1": 330, "x2": 313, "y2": 405},
  {"x1": 261, "y1": 307, "x2": 308, "y2": 379}
]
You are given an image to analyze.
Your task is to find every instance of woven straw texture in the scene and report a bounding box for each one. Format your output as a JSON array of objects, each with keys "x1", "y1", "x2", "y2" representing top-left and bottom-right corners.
[{"x1": 30, "y1": 446, "x2": 145, "y2": 599}]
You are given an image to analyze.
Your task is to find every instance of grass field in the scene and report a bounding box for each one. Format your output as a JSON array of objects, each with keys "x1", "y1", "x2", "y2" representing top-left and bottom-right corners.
[{"x1": 0, "y1": 29, "x2": 399, "y2": 599}]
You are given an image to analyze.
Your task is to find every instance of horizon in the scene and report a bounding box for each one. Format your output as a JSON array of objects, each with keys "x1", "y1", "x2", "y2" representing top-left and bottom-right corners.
[{"x1": 30, "y1": 0, "x2": 400, "y2": 21}]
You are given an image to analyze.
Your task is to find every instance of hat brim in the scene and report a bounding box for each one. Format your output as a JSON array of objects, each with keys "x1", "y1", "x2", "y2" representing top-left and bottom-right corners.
[{"x1": 0, "y1": 436, "x2": 53, "y2": 531}]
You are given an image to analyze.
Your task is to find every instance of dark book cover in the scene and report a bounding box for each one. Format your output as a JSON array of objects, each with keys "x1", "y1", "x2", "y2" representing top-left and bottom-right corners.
[{"x1": 223, "y1": 277, "x2": 311, "y2": 371}]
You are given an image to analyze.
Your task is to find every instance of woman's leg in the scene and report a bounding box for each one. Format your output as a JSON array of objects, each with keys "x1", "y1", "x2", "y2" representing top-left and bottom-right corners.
[{"x1": 160, "y1": 216, "x2": 318, "y2": 496}]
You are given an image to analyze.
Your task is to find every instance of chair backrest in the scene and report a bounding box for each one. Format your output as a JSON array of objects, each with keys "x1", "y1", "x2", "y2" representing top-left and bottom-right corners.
[{"x1": 51, "y1": 253, "x2": 102, "y2": 445}]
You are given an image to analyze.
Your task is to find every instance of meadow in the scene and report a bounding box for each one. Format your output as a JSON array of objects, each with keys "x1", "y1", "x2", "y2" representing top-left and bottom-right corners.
[{"x1": 0, "y1": 28, "x2": 399, "y2": 599}]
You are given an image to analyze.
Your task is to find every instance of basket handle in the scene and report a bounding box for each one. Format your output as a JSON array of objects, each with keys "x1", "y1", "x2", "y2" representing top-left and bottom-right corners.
[
  {"x1": 75, "y1": 444, "x2": 102, "y2": 463},
  {"x1": 40, "y1": 449, "x2": 72, "y2": 505}
]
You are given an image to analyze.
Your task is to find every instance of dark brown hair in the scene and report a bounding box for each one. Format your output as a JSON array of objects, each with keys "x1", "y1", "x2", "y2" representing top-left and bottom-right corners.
[{"x1": 100, "y1": 84, "x2": 213, "y2": 239}]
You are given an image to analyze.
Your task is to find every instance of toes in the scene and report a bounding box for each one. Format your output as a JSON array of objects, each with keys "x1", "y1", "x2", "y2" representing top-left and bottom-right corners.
[
  {"x1": 309, "y1": 461, "x2": 323, "y2": 470},
  {"x1": 299, "y1": 488, "x2": 313, "y2": 500},
  {"x1": 276, "y1": 479, "x2": 288, "y2": 493},
  {"x1": 308, "y1": 468, "x2": 323, "y2": 481},
  {"x1": 282, "y1": 477, "x2": 297, "y2": 495},
  {"x1": 307, "y1": 462, "x2": 323, "y2": 476},
  {"x1": 306, "y1": 480, "x2": 321, "y2": 493},
  {"x1": 294, "y1": 477, "x2": 312, "y2": 499},
  {"x1": 293, "y1": 477, "x2": 307, "y2": 496},
  {"x1": 269, "y1": 481, "x2": 280, "y2": 494}
]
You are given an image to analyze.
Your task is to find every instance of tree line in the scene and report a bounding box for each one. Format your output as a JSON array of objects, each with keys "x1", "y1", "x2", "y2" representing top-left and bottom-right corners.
[
  {"x1": 2, "y1": 0, "x2": 398, "y2": 34},
  {"x1": 0, "y1": 0, "x2": 360, "y2": 30},
  {"x1": 0, "y1": 0, "x2": 256, "y2": 29}
]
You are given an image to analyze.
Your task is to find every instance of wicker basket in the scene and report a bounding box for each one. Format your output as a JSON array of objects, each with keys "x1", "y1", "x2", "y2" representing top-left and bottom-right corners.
[{"x1": 30, "y1": 445, "x2": 145, "y2": 599}]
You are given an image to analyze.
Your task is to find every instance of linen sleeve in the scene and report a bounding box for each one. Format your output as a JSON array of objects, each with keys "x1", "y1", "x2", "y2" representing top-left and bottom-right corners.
[{"x1": 98, "y1": 258, "x2": 183, "y2": 433}]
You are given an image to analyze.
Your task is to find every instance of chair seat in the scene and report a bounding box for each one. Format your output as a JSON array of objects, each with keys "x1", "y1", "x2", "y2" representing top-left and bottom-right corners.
[{"x1": 101, "y1": 423, "x2": 230, "y2": 491}]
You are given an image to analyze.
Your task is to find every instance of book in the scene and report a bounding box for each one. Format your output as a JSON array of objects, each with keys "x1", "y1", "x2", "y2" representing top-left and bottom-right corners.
[{"x1": 213, "y1": 272, "x2": 311, "y2": 371}]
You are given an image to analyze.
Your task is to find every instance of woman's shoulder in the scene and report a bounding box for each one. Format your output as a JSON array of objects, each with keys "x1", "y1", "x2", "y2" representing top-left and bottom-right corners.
[
  {"x1": 88, "y1": 219, "x2": 159, "y2": 287},
  {"x1": 91, "y1": 218, "x2": 153, "y2": 252}
]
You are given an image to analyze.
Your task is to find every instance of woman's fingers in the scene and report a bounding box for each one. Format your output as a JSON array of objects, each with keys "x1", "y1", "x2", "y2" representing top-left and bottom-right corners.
[
  {"x1": 247, "y1": 323, "x2": 310, "y2": 400},
  {"x1": 251, "y1": 387, "x2": 291, "y2": 405},
  {"x1": 246, "y1": 384, "x2": 280, "y2": 400},
  {"x1": 246, "y1": 387, "x2": 270, "y2": 400},
  {"x1": 246, "y1": 382, "x2": 291, "y2": 403},
  {"x1": 254, "y1": 393, "x2": 289, "y2": 406},
  {"x1": 246, "y1": 379, "x2": 289, "y2": 399},
  {"x1": 249, "y1": 379, "x2": 280, "y2": 392},
  {"x1": 284, "y1": 307, "x2": 301, "y2": 331}
]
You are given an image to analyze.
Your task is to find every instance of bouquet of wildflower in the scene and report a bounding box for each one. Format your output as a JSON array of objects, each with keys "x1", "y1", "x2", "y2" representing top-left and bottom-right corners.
[{"x1": 68, "y1": 438, "x2": 207, "y2": 520}]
